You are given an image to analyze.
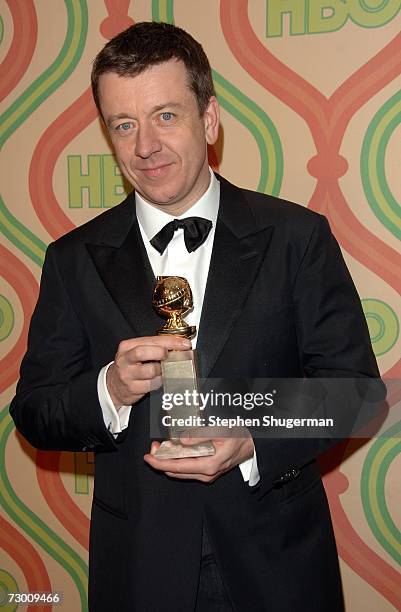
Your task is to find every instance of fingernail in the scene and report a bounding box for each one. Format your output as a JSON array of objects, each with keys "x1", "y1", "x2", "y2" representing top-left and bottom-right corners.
[{"x1": 181, "y1": 339, "x2": 192, "y2": 348}]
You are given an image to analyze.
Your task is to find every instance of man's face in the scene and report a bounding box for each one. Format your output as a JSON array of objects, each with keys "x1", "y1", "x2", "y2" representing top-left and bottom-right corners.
[{"x1": 98, "y1": 60, "x2": 219, "y2": 215}]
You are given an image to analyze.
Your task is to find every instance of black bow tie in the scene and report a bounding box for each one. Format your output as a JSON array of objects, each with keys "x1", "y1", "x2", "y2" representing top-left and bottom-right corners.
[{"x1": 150, "y1": 217, "x2": 213, "y2": 254}]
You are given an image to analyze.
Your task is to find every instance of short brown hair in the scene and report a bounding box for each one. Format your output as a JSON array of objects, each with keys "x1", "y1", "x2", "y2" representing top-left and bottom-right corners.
[{"x1": 91, "y1": 21, "x2": 215, "y2": 115}]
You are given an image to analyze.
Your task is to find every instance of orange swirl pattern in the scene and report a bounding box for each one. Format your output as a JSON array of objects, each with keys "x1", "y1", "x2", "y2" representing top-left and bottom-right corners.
[
  {"x1": 0, "y1": 0, "x2": 37, "y2": 102},
  {"x1": 29, "y1": 4, "x2": 135, "y2": 242},
  {"x1": 0, "y1": 515, "x2": 52, "y2": 612},
  {"x1": 36, "y1": 452, "x2": 90, "y2": 551},
  {"x1": 220, "y1": 1, "x2": 401, "y2": 317},
  {"x1": 29, "y1": 89, "x2": 96, "y2": 240},
  {"x1": 100, "y1": 0, "x2": 134, "y2": 39},
  {"x1": 324, "y1": 462, "x2": 401, "y2": 609},
  {"x1": 320, "y1": 438, "x2": 401, "y2": 609},
  {"x1": 0, "y1": 245, "x2": 38, "y2": 393}
]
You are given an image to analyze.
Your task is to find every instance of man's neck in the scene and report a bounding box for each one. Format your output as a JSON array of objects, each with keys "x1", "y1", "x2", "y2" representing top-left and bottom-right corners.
[
  {"x1": 137, "y1": 168, "x2": 213, "y2": 217},
  {"x1": 135, "y1": 169, "x2": 220, "y2": 240}
]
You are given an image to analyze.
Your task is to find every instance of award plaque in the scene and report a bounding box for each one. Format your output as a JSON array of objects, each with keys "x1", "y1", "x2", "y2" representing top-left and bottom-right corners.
[{"x1": 152, "y1": 276, "x2": 215, "y2": 459}]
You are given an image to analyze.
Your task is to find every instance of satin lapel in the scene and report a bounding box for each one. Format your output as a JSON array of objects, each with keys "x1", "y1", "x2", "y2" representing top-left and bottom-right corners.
[
  {"x1": 87, "y1": 218, "x2": 161, "y2": 337},
  {"x1": 196, "y1": 178, "x2": 274, "y2": 378}
]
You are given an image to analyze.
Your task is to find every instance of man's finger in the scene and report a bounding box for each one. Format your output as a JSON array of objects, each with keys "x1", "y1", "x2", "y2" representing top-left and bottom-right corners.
[
  {"x1": 150, "y1": 441, "x2": 161, "y2": 455},
  {"x1": 164, "y1": 472, "x2": 220, "y2": 482},
  {"x1": 143, "y1": 453, "x2": 216, "y2": 476},
  {"x1": 130, "y1": 361, "x2": 162, "y2": 380},
  {"x1": 119, "y1": 335, "x2": 192, "y2": 355}
]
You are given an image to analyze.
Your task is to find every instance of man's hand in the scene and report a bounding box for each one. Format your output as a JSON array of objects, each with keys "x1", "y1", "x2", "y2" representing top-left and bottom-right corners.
[
  {"x1": 106, "y1": 335, "x2": 192, "y2": 408},
  {"x1": 143, "y1": 427, "x2": 254, "y2": 483}
]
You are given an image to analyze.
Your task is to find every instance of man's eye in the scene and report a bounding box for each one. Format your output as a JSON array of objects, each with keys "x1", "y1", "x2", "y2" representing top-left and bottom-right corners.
[
  {"x1": 117, "y1": 122, "x2": 133, "y2": 131},
  {"x1": 161, "y1": 112, "x2": 173, "y2": 121}
]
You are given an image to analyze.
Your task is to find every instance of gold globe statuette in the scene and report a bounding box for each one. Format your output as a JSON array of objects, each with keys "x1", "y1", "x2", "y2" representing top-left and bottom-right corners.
[
  {"x1": 152, "y1": 276, "x2": 215, "y2": 459},
  {"x1": 153, "y1": 275, "x2": 196, "y2": 338}
]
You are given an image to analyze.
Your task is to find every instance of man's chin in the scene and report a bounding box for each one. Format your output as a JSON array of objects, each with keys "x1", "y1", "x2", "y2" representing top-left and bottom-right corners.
[{"x1": 139, "y1": 191, "x2": 178, "y2": 207}]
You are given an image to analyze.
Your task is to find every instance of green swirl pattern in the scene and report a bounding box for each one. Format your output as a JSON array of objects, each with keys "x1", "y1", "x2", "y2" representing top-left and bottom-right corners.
[
  {"x1": 213, "y1": 71, "x2": 283, "y2": 195},
  {"x1": 0, "y1": 14, "x2": 4, "y2": 48},
  {"x1": 361, "y1": 419, "x2": 401, "y2": 566},
  {"x1": 361, "y1": 88, "x2": 401, "y2": 241},
  {"x1": 0, "y1": 296, "x2": 14, "y2": 342},
  {"x1": 0, "y1": 197, "x2": 46, "y2": 268},
  {"x1": 0, "y1": 0, "x2": 87, "y2": 146},
  {"x1": 0, "y1": 570, "x2": 18, "y2": 612},
  {"x1": 152, "y1": 0, "x2": 174, "y2": 23},
  {"x1": 0, "y1": 0, "x2": 88, "y2": 267},
  {"x1": 362, "y1": 298, "x2": 399, "y2": 356},
  {"x1": 0, "y1": 406, "x2": 89, "y2": 611}
]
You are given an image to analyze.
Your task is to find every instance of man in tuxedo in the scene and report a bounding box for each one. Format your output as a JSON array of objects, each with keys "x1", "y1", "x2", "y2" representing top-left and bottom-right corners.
[{"x1": 11, "y1": 21, "x2": 381, "y2": 611}]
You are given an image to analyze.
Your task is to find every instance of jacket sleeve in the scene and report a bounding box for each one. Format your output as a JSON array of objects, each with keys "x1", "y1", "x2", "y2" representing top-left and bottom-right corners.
[
  {"x1": 9, "y1": 243, "x2": 117, "y2": 452},
  {"x1": 251, "y1": 215, "x2": 386, "y2": 496}
]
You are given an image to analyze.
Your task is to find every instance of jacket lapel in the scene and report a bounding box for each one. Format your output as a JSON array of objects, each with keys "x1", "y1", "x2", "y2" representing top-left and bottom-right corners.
[
  {"x1": 197, "y1": 177, "x2": 274, "y2": 378},
  {"x1": 86, "y1": 195, "x2": 161, "y2": 337},
  {"x1": 85, "y1": 179, "x2": 274, "y2": 370}
]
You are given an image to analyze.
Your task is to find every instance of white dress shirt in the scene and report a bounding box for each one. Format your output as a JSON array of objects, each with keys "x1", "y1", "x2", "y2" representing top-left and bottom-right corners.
[{"x1": 97, "y1": 170, "x2": 259, "y2": 485}]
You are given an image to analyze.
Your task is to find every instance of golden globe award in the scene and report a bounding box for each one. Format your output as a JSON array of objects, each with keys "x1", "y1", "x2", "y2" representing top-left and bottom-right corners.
[{"x1": 152, "y1": 276, "x2": 215, "y2": 459}]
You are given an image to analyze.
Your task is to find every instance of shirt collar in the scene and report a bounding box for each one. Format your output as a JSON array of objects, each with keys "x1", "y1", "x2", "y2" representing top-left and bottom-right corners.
[{"x1": 135, "y1": 168, "x2": 220, "y2": 241}]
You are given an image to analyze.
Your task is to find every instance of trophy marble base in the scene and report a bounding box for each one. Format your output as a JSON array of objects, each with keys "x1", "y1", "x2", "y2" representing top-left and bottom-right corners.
[
  {"x1": 153, "y1": 275, "x2": 214, "y2": 460},
  {"x1": 154, "y1": 439, "x2": 215, "y2": 459}
]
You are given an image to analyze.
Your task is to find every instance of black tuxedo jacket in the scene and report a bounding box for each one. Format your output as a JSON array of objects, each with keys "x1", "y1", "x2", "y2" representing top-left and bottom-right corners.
[{"x1": 11, "y1": 175, "x2": 380, "y2": 611}]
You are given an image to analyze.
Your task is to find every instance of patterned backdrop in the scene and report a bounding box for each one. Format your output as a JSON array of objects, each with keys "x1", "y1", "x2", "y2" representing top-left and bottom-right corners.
[{"x1": 1, "y1": 1, "x2": 401, "y2": 610}]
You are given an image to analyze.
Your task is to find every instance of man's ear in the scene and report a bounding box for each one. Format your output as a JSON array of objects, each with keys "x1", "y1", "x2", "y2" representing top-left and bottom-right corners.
[{"x1": 204, "y1": 96, "x2": 220, "y2": 146}]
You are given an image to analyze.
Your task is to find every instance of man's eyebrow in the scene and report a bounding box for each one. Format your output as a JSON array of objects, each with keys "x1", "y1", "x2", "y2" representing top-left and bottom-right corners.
[
  {"x1": 106, "y1": 113, "x2": 135, "y2": 126},
  {"x1": 106, "y1": 103, "x2": 183, "y2": 127},
  {"x1": 152, "y1": 102, "x2": 182, "y2": 112}
]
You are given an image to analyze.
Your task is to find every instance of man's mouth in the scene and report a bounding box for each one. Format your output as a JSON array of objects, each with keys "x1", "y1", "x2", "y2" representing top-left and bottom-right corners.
[{"x1": 139, "y1": 164, "x2": 172, "y2": 178}]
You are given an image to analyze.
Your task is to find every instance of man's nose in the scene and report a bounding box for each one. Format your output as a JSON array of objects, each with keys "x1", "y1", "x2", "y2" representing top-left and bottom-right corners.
[{"x1": 135, "y1": 123, "x2": 162, "y2": 158}]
